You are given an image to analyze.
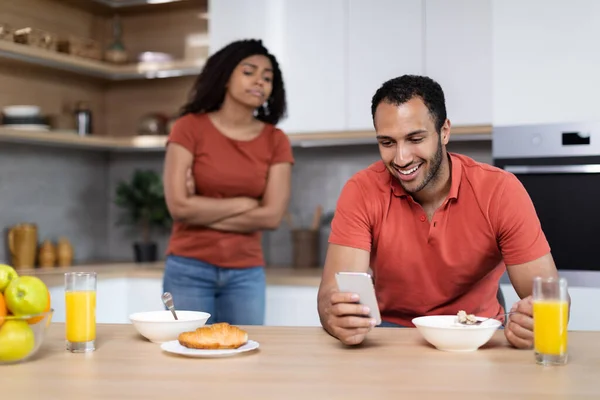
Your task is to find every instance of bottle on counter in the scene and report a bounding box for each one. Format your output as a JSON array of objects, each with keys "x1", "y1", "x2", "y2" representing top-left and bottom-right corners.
[
  {"x1": 74, "y1": 101, "x2": 92, "y2": 136},
  {"x1": 38, "y1": 240, "x2": 56, "y2": 268},
  {"x1": 57, "y1": 237, "x2": 74, "y2": 267}
]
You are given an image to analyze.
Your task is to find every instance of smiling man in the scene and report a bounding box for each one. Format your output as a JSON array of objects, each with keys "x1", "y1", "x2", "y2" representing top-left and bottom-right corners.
[{"x1": 317, "y1": 75, "x2": 565, "y2": 349}]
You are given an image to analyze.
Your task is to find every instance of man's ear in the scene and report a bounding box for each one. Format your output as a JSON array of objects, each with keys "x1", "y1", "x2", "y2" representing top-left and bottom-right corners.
[{"x1": 441, "y1": 119, "x2": 451, "y2": 144}]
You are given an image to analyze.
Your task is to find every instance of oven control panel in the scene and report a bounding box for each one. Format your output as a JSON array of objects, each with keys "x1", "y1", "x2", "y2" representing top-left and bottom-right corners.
[{"x1": 493, "y1": 122, "x2": 599, "y2": 159}]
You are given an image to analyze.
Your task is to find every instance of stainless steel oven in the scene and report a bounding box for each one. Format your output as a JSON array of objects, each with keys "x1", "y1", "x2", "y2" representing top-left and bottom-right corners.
[{"x1": 493, "y1": 122, "x2": 600, "y2": 283}]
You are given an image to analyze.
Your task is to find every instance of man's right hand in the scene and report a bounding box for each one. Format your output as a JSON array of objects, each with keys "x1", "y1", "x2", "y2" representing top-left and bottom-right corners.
[{"x1": 322, "y1": 290, "x2": 377, "y2": 345}]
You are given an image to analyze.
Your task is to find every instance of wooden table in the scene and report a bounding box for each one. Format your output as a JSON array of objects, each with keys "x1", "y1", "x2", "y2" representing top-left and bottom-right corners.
[{"x1": 4, "y1": 324, "x2": 599, "y2": 399}]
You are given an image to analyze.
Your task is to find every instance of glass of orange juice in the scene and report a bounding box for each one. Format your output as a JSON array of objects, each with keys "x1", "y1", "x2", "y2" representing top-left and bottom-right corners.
[
  {"x1": 65, "y1": 272, "x2": 97, "y2": 353},
  {"x1": 533, "y1": 276, "x2": 568, "y2": 366}
]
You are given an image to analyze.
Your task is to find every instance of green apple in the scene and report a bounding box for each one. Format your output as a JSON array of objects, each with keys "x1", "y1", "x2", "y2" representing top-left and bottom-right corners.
[
  {"x1": 0, "y1": 264, "x2": 18, "y2": 293},
  {"x1": 4, "y1": 276, "x2": 49, "y2": 316},
  {"x1": 0, "y1": 320, "x2": 35, "y2": 362}
]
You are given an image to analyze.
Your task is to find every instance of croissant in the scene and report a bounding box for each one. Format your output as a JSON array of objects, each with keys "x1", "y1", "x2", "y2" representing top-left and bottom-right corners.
[{"x1": 178, "y1": 322, "x2": 248, "y2": 350}]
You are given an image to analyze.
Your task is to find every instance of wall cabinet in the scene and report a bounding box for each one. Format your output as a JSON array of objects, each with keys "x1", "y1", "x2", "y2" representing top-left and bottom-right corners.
[
  {"x1": 209, "y1": 0, "x2": 493, "y2": 135},
  {"x1": 346, "y1": 0, "x2": 423, "y2": 131},
  {"x1": 425, "y1": 0, "x2": 492, "y2": 127},
  {"x1": 209, "y1": 0, "x2": 346, "y2": 134},
  {"x1": 270, "y1": 0, "x2": 347, "y2": 134},
  {"x1": 492, "y1": 0, "x2": 600, "y2": 126}
]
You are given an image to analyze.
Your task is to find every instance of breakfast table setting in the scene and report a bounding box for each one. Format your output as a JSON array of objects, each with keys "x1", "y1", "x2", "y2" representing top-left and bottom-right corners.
[
  {"x1": 3, "y1": 322, "x2": 600, "y2": 399},
  {"x1": 1, "y1": 266, "x2": 600, "y2": 399}
]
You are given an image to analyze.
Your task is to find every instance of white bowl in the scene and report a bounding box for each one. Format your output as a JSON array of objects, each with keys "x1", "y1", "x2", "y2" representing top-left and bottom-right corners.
[
  {"x1": 412, "y1": 315, "x2": 502, "y2": 352},
  {"x1": 129, "y1": 310, "x2": 211, "y2": 344},
  {"x1": 2, "y1": 105, "x2": 41, "y2": 117}
]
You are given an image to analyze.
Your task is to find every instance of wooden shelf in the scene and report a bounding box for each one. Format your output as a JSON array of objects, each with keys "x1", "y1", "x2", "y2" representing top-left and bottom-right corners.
[
  {"x1": 91, "y1": 0, "x2": 200, "y2": 8},
  {"x1": 288, "y1": 125, "x2": 492, "y2": 148},
  {"x1": 0, "y1": 40, "x2": 205, "y2": 81},
  {"x1": 0, "y1": 125, "x2": 492, "y2": 152},
  {"x1": 0, "y1": 127, "x2": 167, "y2": 151},
  {"x1": 56, "y1": 0, "x2": 207, "y2": 15}
]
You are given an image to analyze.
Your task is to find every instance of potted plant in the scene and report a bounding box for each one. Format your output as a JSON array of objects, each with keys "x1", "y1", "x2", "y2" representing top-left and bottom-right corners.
[{"x1": 114, "y1": 169, "x2": 171, "y2": 263}]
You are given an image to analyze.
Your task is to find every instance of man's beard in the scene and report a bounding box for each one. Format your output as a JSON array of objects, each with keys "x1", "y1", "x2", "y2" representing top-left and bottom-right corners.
[{"x1": 399, "y1": 136, "x2": 443, "y2": 194}]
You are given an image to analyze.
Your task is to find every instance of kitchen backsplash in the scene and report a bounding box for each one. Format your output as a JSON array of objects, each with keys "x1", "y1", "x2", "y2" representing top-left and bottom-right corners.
[
  {"x1": 0, "y1": 143, "x2": 110, "y2": 263},
  {"x1": 0, "y1": 140, "x2": 492, "y2": 266}
]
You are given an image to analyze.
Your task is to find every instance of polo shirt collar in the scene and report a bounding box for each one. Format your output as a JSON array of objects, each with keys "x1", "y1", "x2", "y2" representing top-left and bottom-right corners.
[{"x1": 390, "y1": 152, "x2": 462, "y2": 200}]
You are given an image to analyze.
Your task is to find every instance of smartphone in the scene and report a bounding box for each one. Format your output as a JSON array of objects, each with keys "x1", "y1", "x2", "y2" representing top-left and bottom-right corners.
[{"x1": 335, "y1": 272, "x2": 382, "y2": 326}]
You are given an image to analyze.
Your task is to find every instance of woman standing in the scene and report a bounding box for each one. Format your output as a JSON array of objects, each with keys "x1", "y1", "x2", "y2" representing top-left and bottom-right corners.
[{"x1": 162, "y1": 39, "x2": 294, "y2": 325}]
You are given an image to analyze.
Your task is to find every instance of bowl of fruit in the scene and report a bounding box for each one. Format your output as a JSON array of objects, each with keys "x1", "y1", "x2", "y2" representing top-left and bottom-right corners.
[{"x1": 0, "y1": 264, "x2": 53, "y2": 365}]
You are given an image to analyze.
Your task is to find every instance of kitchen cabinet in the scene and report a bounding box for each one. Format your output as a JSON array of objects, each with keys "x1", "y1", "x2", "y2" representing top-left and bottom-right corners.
[
  {"x1": 49, "y1": 278, "x2": 321, "y2": 326},
  {"x1": 209, "y1": 0, "x2": 493, "y2": 134},
  {"x1": 209, "y1": 0, "x2": 346, "y2": 134},
  {"x1": 274, "y1": 0, "x2": 346, "y2": 134},
  {"x1": 346, "y1": 0, "x2": 423, "y2": 131},
  {"x1": 49, "y1": 278, "x2": 600, "y2": 330},
  {"x1": 425, "y1": 0, "x2": 492, "y2": 127},
  {"x1": 265, "y1": 285, "x2": 321, "y2": 326},
  {"x1": 492, "y1": 0, "x2": 600, "y2": 126},
  {"x1": 49, "y1": 278, "x2": 131, "y2": 324}
]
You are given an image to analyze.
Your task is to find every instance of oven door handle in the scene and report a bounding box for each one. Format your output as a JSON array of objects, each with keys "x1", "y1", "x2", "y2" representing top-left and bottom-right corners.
[{"x1": 504, "y1": 164, "x2": 600, "y2": 174}]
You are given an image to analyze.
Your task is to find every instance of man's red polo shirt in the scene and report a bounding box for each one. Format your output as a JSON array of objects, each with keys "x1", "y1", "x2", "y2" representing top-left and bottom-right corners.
[{"x1": 329, "y1": 153, "x2": 550, "y2": 327}]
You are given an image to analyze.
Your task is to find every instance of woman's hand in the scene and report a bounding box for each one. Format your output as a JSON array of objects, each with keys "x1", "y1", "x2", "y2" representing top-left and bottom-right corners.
[{"x1": 186, "y1": 168, "x2": 196, "y2": 197}]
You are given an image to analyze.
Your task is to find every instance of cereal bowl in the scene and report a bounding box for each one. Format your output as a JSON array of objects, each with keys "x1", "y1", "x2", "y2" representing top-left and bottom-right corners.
[
  {"x1": 412, "y1": 315, "x2": 502, "y2": 352},
  {"x1": 129, "y1": 310, "x2": 210, "y2": 344}
]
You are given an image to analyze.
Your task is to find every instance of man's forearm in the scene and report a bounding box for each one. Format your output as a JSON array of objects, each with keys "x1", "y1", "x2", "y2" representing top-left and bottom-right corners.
[
  {"x1": 174, "y1": 196, "x2": 254, "y2": 226},
  {"x1": 208, "y1": 206, "x2": 279, "y2": 233}
]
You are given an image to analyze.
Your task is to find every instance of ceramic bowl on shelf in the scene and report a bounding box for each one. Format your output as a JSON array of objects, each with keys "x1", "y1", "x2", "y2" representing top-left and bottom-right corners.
[
  {"x1": 412, "y1": 315, "x2": 502, "y2": 352},
  {"x1": 137, "y1": 51, "x2": 174, "y2": 63},
  {"x1": 2, "y1": 105, "x2": 40, "y2": 118},
  {"x1": 129, "y1": 310, "x2": 210, "y2": 344}
]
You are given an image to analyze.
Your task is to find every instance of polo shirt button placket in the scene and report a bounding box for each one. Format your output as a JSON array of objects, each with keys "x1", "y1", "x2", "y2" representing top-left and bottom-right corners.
[{"x1": 420, "y1": 215, "x2": 426, "y2": 222}]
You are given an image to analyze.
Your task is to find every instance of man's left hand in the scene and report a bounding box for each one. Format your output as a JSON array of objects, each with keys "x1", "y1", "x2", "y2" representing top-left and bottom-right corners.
[{"x1": 504, "y1": 295, "x2": 534, "y2": 349}]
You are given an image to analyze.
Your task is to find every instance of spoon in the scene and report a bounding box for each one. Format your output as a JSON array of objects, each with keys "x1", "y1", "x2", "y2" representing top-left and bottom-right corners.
[
  {"x1": 468, "y1": 311, "x2": 516, "y2": 325},
  {"x1": 161, "y1": 292, "x2": 178, "y2": 320}
]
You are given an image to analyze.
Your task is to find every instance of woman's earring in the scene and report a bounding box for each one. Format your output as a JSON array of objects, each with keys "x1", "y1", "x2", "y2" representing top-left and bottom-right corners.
[{"x1": 262, "y1": 101, "x2": 269, "y2": 116}]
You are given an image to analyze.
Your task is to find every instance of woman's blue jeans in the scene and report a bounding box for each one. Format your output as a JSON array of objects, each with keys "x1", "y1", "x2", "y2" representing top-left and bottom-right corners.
[{"x1": 162, "y1": 255, "x2": 266, "y2": 325}]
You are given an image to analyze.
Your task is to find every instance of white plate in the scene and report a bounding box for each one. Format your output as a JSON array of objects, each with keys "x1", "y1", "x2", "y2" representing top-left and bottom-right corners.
[
  {"x1": 160, "y1": 340, "x2": 260, "y2": 358},
  {"x1": 2, "y1": 124, "x2": 50, "y2": 131}
]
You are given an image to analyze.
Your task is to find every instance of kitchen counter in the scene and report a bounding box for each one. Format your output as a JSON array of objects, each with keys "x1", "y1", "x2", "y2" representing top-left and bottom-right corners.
[
  {"x1": 15, "y1": 262, "x2": 323, "y2": 287},
  {"x1": 4, "y1": 323, "x2": 599, "y2": 398}
]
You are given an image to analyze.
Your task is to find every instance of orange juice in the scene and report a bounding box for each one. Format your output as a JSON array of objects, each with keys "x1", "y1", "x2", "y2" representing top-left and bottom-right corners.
[
  {"x1": 533, "y1": 300, "x2": 568, "y2": 355},
  {"x1": 65, "y1": 290, "x2": 96, "y2": 342}
]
